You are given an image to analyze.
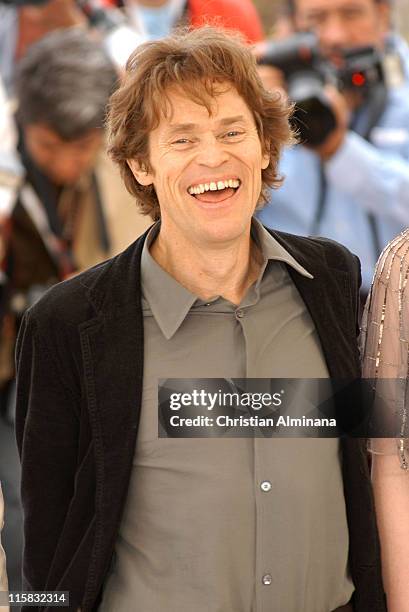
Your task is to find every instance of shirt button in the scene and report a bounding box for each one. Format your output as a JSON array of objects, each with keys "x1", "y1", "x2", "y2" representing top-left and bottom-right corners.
[
  {"x1": 236, "y1": 309, "x2": 245, "y2": 318},
  {"x1": 262, "y1": 574, "x2": 272, "y2": 586},
  {"x1": 260, "y1": 481, "x2": 272, "y2": 492}
]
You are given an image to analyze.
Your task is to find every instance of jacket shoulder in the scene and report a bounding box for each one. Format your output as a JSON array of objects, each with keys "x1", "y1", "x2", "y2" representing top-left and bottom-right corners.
[
  {"x1": 26, "y1": 231, "x2": 145, "y2": 330},
  {"x1": 310, "y1": 235, "x2": 361, "y2": 275},
  {"x1": 26, "y1": 258, "x2": 114, "y2": 329},
  {"x1": 270, "y1": 228, "x2": 361, "y2": 275}
]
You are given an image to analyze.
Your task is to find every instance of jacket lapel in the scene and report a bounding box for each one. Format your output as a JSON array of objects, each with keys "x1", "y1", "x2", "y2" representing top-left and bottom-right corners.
[{"x1": 77, "y1": 229, "x2": 150, "y2": 599}]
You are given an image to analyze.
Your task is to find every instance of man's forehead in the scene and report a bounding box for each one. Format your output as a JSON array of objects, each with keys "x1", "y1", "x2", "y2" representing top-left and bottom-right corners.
[
  {"x1": 156, "y1": 86, "x2": 254, "y2": 131},
  {"x1": 165, "y1": 115, "x2": 250, "y2": 134}
]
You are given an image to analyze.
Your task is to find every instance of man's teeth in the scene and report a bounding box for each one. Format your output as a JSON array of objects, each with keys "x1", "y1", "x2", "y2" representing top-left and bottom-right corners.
[{"x1": 188, "y1": 179, "x2": 240, "y2": 195}]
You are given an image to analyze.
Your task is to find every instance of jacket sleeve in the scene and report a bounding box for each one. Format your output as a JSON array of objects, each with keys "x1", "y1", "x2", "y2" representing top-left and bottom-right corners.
[
  {"x1": 314, "y1": 235, "x2": 362, "y2": 338},
  {"x1": 353, "y1": 253, "x2": 362, "y2": 339},
  {"x1": 325, "y1": 130, "x2": 409, "y2": 225},
  {"x1": 15, "y1": 307, "x2": 80, "y2": 595}
]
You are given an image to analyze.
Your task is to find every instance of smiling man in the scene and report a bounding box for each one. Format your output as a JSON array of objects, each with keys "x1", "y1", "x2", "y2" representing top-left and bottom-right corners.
[
  {"x1": 127, "y1": 85, "x2": 271, "y2": 302},
  {"x1": 15, "y1": 27, "x2": 385, "y2": 612}
]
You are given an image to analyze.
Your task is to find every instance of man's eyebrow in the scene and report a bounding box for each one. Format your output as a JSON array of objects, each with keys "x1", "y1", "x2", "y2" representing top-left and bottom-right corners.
[
  {"x1": 166, "y1": 123, "x2": 197, "y2": 135},
  {"x1": 165, "y1": 115, "x2": 247, "y2": 135},
  {"x1": 218, "y1": 115, "x2": 247, "y2": 126}
]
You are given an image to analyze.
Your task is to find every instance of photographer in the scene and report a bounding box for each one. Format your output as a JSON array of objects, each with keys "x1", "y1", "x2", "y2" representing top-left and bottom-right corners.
[{"x1": 257, "y1": 0, "x2": 409, "y2": 295}]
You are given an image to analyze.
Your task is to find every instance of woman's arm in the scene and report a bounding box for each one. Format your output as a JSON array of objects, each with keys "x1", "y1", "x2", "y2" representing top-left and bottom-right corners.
[
  {"x1": 371, "y1": 452, "x2": 409, "y2": 612},
  {"x1": 361, "y1": 229, "x2": 409, "y2": 611}
]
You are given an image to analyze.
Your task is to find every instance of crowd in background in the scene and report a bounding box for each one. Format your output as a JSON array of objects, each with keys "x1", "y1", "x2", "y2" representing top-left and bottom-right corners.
[{"x1": 1, "y1": 0, "x2": 409, "y2": 599}]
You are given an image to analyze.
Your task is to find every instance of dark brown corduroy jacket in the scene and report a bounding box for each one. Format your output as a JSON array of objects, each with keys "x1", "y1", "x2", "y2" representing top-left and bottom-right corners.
[{"x1": 15, "y1": 227, "x2": 387, "y2": 612}]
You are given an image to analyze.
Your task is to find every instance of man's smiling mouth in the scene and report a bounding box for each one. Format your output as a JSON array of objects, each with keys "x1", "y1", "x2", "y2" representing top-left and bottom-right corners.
[{"x1": 187, "y1": 178, "x2": 241, "y2": 203}]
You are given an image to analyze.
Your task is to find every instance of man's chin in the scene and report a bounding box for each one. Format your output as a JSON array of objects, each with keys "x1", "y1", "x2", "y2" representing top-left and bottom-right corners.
[{"x1": 193, "y1": 218, "x2": 252, "y2": 246}]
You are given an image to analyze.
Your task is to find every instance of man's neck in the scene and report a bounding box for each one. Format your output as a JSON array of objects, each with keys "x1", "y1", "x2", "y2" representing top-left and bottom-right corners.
[{"x1": 149, "y1": 225, "x2": 264, "y2": 306}]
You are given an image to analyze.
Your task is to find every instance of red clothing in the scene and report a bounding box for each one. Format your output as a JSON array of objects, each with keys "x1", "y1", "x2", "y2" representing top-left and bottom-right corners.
[{"x1": 189, "y1": 0, "x2": 264, "y2": 43}]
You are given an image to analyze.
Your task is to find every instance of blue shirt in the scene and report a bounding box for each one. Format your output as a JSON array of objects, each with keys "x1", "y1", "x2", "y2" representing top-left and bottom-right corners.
[{"x1": 258, "y1": 37, "x2": 409, "y2": 291}]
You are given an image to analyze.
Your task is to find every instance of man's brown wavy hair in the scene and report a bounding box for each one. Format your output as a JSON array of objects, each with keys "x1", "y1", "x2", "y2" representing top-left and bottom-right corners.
[{"x1": 107, "y1": 26, "x2": 295, "y2": 220}]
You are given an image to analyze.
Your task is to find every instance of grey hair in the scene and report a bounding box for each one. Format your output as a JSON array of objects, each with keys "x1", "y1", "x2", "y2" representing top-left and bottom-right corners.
[{"x1": 15, "y1": 28, "x2": 118, "y2": 140}]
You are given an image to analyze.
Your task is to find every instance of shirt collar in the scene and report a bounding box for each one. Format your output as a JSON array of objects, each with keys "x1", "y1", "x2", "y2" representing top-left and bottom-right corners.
[
  {"x1": 252, "y1": 217, "x2": 314, "y2": 280},
  {"x1": 141, "y1": 218, "x2": 313, "y2": 339},
  {"x1": 141, "y1": 223, "x2": 197, "y2": 339}
]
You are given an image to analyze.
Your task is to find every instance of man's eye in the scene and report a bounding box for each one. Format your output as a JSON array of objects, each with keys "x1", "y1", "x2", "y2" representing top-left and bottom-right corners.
[
  {"x1": 172, "y1": 138, "x2": 190, "y2": 145},
  {"x1": 225, "y1": 131, "x2": 243, "y2": 138}
]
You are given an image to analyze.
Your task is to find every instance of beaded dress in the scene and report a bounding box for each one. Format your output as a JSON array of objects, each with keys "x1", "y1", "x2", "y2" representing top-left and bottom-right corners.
[{"x1": 361, "y1": 230, "x2": 409, "y2": 470}]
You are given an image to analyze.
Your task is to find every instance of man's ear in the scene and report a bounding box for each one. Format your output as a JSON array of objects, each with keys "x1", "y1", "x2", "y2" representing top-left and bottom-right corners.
[
  {"x1": 127, "y1": 159, "x2": 154, "y2": 186},
  {"x1": 261, "y1": 151, "x2": 270, "y2": 170}
]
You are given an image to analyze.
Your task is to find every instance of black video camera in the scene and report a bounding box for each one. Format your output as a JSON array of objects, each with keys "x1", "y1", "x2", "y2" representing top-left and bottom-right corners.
[{"x1": 258, "y1": 32, "x2": 385, "y2": 146}]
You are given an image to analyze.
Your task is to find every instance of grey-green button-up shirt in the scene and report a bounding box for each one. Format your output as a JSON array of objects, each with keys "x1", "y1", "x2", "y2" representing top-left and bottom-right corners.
[{"x1": 99, "y1": 219, "x2": 354, "y2": 612}]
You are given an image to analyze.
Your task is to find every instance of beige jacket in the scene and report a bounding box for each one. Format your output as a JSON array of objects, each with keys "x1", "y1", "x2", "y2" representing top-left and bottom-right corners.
[
  {"x1": 69, "y1": 151, "x2": 152, "y2": 272},
  {"x1": 0, "y1": 483, "x2": 9, "y2": 612}
]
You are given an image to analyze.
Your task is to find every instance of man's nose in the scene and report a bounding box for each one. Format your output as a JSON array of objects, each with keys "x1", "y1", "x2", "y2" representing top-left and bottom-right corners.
[
  {"x1": 319, "y1": 14, "x2": 350, "y2": 52},
  {"x1": 195, "y1": 136, "x2": 229, "y2": 167}
]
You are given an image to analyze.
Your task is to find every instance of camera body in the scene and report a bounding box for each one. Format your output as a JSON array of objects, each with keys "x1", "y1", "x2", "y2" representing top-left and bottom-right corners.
[{"x1": 258, "y1": 32, "x2": 385, "y2": 146}]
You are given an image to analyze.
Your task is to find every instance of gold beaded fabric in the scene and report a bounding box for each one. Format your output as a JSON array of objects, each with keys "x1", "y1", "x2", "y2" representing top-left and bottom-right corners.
[{"x1": 361, "y1": 230, "x2": 409, "y2": 471}]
